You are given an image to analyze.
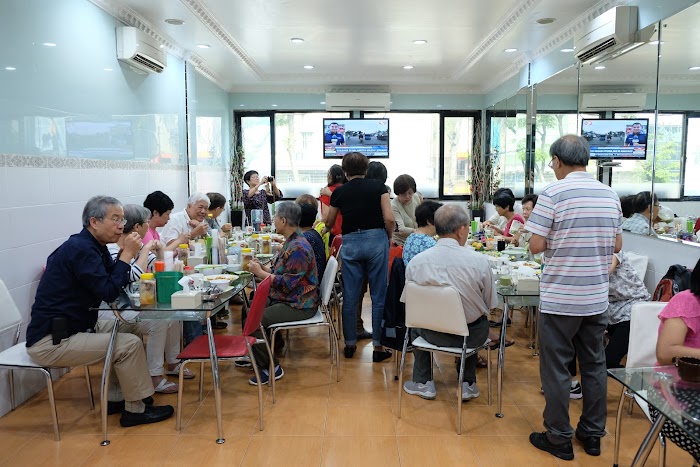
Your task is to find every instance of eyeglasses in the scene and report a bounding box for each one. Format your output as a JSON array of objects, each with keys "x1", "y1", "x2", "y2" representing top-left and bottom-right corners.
[
  {"x1": 101, "y1": 216, "x2": 127, "y2": 226},
  {"x1": 548, "y1": 158, "x2": 556, "y2": 169}
]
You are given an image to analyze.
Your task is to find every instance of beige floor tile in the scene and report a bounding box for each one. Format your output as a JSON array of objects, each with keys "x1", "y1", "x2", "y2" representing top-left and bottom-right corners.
[
  {"x1": 252, "y1": 405, "x2": 327, "y2": 436},
  {"x1": 322, "y1": 436, "x2": 400, "y2": 467},
  {"x1": 470, "y1": 435, "x2": 560, "y2": 467},
  {"x1": 242, "y1": 435, "x2": 323, "y2": 466},
  {"x1": 326, "y1": 406, "x2": 396, "y2": 436},
  {"x1": 394, "y1": 401, "x2": 466, "y2": 436},
  {"x1": 329, "y1": 380, "x2": 390, "y2": 406},
  {"x1": 3, "y1": 433, "x2": 101, "y2": 466},
  {"x1": 162, "y1": 435, "x2": 249, "y2": 466},
  {"x1": 81, "y1": 434, "x2": 179, "y2": 466},
  {"x1": 267, "y1": 382, "x2": 330, "y2": 406},
  {"x1": 182, "y1": 403, "x2": 260, "y2": 437},
  {"x1": 461, "y1": 405, "x2": 535, "y2": 436},
  {"x1": 397, "y1": 436, "x2": 481, "y2": 467}
]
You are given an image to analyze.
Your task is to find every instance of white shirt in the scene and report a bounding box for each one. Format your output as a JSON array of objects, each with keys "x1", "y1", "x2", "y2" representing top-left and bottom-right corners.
[
  {"x1": 161, "y1": 209, "x2": 196, "y2": 246},
  {"x1": 402, "y1": 238, "x2": 498, "y2": 324}
]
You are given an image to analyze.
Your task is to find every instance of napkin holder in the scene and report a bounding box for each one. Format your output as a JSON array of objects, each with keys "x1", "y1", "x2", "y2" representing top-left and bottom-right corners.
[
  {"x1": 171, "y1": 290, "x2": 203, "y2": 308},
  {"x1": 188, "y1": 255, "x2": 206, "y2": 267},
  {"x1": 517, "y1": 276, "x2": 540, "y2": 293}
]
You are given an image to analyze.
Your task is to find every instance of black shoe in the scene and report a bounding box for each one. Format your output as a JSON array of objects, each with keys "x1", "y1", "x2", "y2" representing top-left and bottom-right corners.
[
  {"x1": 529, "y1": 432, "x2": 574, "y2": 461},
  {"x1": 575, "y1": 430, "x2": 601, "y2": 456},
  {"x1": 373, "y1": 349, "x2": 392, "y2": 363},
  {"x1": 344, "y1": 345, "x2": 356, "y2": 358},
  {"x1": 274, "y1": 337, "x2": 286, "y2": 351},
  {"x1": 120, "y1": 404, "x2": 175, "y2": 427},
  {"x1": 107, "y1": 396, "x2": 155, "y2": 415},
  {"x1": 356, "y1": 330, "x2": 373, "y2": 340},
  {"x1": 211, "y1": 321, "x2": 228, "y2": 330},
  {"x1": 489, "y1": 318, "x2": 511, "y2": 328}
]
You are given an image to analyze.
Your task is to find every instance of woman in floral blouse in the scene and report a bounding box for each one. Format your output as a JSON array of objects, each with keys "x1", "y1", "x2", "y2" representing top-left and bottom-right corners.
[
  {"x1": 247, "y1": 202, "x2": 319, "y2": 385},
  {"x1": 242, "y1": 170, "x2": 283, "y2": 226}
]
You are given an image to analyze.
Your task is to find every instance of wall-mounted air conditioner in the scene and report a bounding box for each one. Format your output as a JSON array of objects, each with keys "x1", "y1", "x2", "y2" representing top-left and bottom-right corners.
[
  {"x1": 116, "y1": 27, "x2": 167, "y2": 74},
  {"x1": 580, "y1": 92, "x2": 646, "y2": 111},
  {"x1": 325, "y1": 93, "x2": 391, "y2": 111},
  {"x1": 575, "y1": 6, "x2": 653, "y2": 65}
]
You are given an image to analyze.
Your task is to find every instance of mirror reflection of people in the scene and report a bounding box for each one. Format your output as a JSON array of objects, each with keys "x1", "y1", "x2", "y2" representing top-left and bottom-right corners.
[
  {"x1": 324, "y1": 122, "x2": 345, "y2": 146},
  {"x1": 205, "y1": 192, "x2": 232, "y2": 235},
  {"x1": 620, "y1": 191, "x2": 658, "y2": 237},
  {"x1": 624, "y1": 122, "x2": 647, "y2": 147}
]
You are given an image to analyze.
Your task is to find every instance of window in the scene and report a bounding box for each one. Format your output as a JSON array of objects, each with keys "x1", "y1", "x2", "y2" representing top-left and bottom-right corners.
[
  {"x1": 443, "y1": 115, "x2": 476, "y2": 196},
  {"x1": 684, "y1": 116, "x2": 700, "y2": 197},
  {"x1": 364, "y1": 112, "x2": 441, "y2": 198},
  {"x1": 614, "y1": 113, "x2": 683, "y2": 198},
  {"x1": 489, "y1": 113, "x2": 526, "y2": 197},
  {"x1": 240, "y1": 115, "x2": 272, "y2": 181}
]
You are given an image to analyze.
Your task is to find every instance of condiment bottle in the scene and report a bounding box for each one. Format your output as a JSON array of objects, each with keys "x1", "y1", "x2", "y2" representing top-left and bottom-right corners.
[
  {"x1": 177, "y1": 244, "x2": 189, "y2": 266},
  {"x1": 139, "y1": 273, "x2": 156, "y2": 305},
  {"x1": 250, "y1": 234, "x2": 260, "y2": 253},
  {"x1": 261, "y1": 235, "x2": 271, "y2": 254},
  {"x1": 241, "y1": 248, "x2": 254, "y2": 271}
]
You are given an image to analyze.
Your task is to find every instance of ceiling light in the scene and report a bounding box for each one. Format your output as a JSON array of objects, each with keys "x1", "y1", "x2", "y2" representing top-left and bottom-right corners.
[
  {"x1": 403, "y1": 65, "x2": 414, "y2": 70},
  {"x1": 436, "y1": 104, "x2": 443, "y2": 108},
  {"x1": 103, "y1": 68, "x2": 113, "y2": 71},
  {"x1": 160, "y1": 44, "x2": 165, "y2": 48},
  {"x1": 271, "y1": 104, "x2": 278, "y2": 107},
  {"x1": 560, "y1": 48, "x2": 574, "y2": 53},
  {"x1": 412, "y1": 40, "x2": 428, "y2": 45},
  {"x1": 320, "y1": 101, "x2": 326, "y2": 105},
  {"x1": 5, "y1": 66, "x2": 16, "y2": 71},
  {"x1": 303, "y1": 65, "x2": 314, "y2": 69},
  {"x1": 504, "y1": 48, "x2": 518, "y2": 53},
  {"x1": 165, "y1": 18, "x2": 185, "y2": 25},
  {"x1": 239, "y1": 104, "x2": 245, "y2": 107},
  {"x1": 594, "y1": 65, "x2": 606, "y2": 70},
  {"x1": 689, "y1": 66, "x2": 700, "y2": 71},
  {"x1": 196, "y1": 44, "x2": 210, "y2": 49},
  {"x1": 42, "y1": 42, "x2": 56, "y2": 47},
  {"x1": 536, "y1": 17, "x2": 556, "y2": 25},
  {"x1": 290, "y1": 38, "x2": 304, "y2": 43}
]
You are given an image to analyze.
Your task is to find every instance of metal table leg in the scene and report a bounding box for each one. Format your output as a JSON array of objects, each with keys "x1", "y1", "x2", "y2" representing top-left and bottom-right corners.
[
  {"x1": 496, "y1": 299, "x2": 508, "y2": 418},
  {"x1": 532, "y1": 307, "x2": 539, "y2": 357},
  {"x1": 100, "y1": 318, "x2": 120, "y2": 446},
  {"x1": 206, "y1": 313, "x2": 225, "y2": 444},
  {"x1": 631, "y1": 413, "x2": 666, "y2": 467}
]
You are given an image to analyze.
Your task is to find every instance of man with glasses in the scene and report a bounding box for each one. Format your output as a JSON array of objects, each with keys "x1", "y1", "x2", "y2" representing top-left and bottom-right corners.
[{"x1": 26, "y1": 196, "x2": 174, "y2": 427}]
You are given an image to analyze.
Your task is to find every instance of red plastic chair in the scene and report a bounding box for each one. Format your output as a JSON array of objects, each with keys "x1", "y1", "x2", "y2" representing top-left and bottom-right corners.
[
  {"x1": 330, "y1": 234, "x2": 343, "y2": 258},
  {"x1": 388, "y1": 245, "x2": 403, "y2": 280},
  {"x1": 175, "y1": 276, "x2": 274, "y2": 432}
]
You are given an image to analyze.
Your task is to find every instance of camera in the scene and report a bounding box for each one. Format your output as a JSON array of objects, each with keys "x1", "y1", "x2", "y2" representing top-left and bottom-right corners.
[{"x1": 267, "y1": 176, "x2": 274, "y2": 182}]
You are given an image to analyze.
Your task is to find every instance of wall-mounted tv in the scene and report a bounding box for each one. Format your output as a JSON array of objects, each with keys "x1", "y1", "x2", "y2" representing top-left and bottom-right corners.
[
  {"x1": 323, "y1": 118, "x2": 389, "y2": 158},
  {"x1": 581, "y1": 118, "x2": 649, "y2": 160}
]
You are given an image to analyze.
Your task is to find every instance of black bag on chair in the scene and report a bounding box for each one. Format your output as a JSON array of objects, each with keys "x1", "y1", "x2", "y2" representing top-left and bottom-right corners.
[{"x1": 381, "y1": 257, "x2": 406, "y2": 351}]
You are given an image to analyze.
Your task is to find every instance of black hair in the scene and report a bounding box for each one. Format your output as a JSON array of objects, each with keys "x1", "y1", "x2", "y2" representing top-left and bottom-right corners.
[
  {"x1": 691, "y1": 258, "x2": 700, "y2": 297},
  {"x1": 521, "y1": 194, "x2": 538, "y2": 208},
  {"x1": 297, "y1": 202, "x2": 317, "y2": 228},
  {"x1": 143, "y1": 191, "x2": 174, "y2": 217},
  {"x1": 494, "y1": 187, "x2": 515, "y2": 198},
  {"x1": 243, "y1": 170, "x2": 258, "y2": 184},
  {"x1": 493, "y1": 191, "x2": 516, "y2": 212},
  {"x1": 366, "y1": 160, "x2": 388, "y2": 183},
  {"x1": 415, "y1": 200, "x2": 443, "y2": 228},
  {"x1": 206, "y1": 192, "x2": 226, "y2": 210},
  {"x1": 328, "y1": 164, "x2": 345, "y2": 185},
  {"x1": 632, "y1": 191, "x2": 657, "y2": 214},
  {"x1": 341, "y1": 152, "x2": 369, "y2": 177},
  {"x1": 620, "y1": 195, "x2": 635, "y2": 218}
]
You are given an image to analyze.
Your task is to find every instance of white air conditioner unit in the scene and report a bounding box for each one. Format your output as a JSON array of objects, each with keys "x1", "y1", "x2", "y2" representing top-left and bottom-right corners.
[
  {"x1": 580, "y1": 92, "x2": 646, "y2": 111},
  {"x1": 325, "y1": 93, "x2": 391, "y2": 111},
  {"x1": 116, "y1": 27, "x2": 167, "y2": 74},
  {"x1": 575, "y1": 6, "x2": 653, "y2": 65}
]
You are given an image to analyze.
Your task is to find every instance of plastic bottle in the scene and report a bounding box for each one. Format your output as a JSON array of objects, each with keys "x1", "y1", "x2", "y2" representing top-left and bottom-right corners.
[
  {"x1": 139, "y1": 273, "x2": 156, "y2": 305},
  {"x1": 261, "y1": 235, "x2": 271, "y2": 254},
  {"x1": 241, "y1": 248, "x2": 254, "y2": 271},
  {"x1": 177, "y1": 244, "x2": 189, "y2": 266}
]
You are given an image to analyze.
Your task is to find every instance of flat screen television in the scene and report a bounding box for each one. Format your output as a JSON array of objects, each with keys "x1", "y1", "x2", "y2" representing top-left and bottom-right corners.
[
  {"x1": 323, "y1": 118, "x2": 389, "y2": 158},
  {"x1": 65, "y1": 119, "x2": 134, "y2": 159},
  {"x1": 581, "y1": 118, "x2": 649, "y2": 160}
]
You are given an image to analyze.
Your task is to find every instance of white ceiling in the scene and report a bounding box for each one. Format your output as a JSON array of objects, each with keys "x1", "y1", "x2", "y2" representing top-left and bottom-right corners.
[{"x1": 90, "y1": 0, "x2": 635, "y2": 94}]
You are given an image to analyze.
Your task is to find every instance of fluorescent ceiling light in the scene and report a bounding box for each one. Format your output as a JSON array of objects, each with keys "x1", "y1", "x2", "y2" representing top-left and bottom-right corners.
[
  {"x1": 42, "y1": 42, "x2": 56, "y2": 47},
  {"x1": 689, "y1": 66, "x2": 700, "y2": 71},
  {"x1": 594, "y1": 65, "x2": 606, "y2": 70},
  {"x1": 103, "y1": 68, "x2": 113, "y2": 71},
  {"x1": 303, "y1": 65, "x2": 314, "y2": 69},
  {"x1": 403, "y1": 65, "x2": 414, "y2": 70},
  {"x1": 320, "y1": 101, "x2": 326, "y2": 104},
  {"x1": 5, "y1": 66, "x2": 16, "y2": 71},
  {"x1": 290, "y1": 38, "x2": 304, "y2": 43},
  {"x1": 412, "y1": 40, "x2": 428, "y2": 45},
  {"x1": 271, "y1": 104, "x2": 278, "y2": 107},
  {"x1": 165, "y1": 19, "x2": 185, "y2": 25},
  {"x1": 560, "y1": 48, "x2": 574, "y2": 53},
  {"x1": 504, "y1": 48, "x2": 518, "y2": 53},
  {"x1": 196, "y1": 44, "x2": 210, "y2": 49}
]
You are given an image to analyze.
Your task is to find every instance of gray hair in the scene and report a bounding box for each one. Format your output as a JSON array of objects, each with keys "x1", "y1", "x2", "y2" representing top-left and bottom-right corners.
[
  {"x1": 275, "y1": 201, "x2": 302, "y2": 227},
  {"x1": 82, "y1": 195, "x2": 122, "y2": 228},
  {"x1": 123, "y1": 204, "x2": 151, "y2": 233},
  {"x1": 434, "y1": 204, "x2": 470, "y2": 236},
  {"x1": 187, "y1": 192, "x2": 210, "y2": 207},
  {"x1": 550, "y1": 135, "x2": 590, "y2": 167}
]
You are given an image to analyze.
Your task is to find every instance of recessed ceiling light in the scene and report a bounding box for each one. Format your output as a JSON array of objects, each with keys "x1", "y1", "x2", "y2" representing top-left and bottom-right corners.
[
  {"x1": 165, "y1": 18, "x2": 185, "y2": 25},
  {"x1": 159, "y1": 44, "x2": 165, "y2": 48},
  {"x1": 320, "y1": 101, "x2": 326, "y2": 105},
  {"x1": 412, "y1": 40, "x2": 428, "y2": 45},
  {"x1": 403, "y1": 65, "x2": 414, "y2": 70},
  {"x1": 303, "y1": 65, "x2": 314, "y2": 69},
  {"x1": 290, "y1": 38, "x2": 304, "y2": 43},
  {"x1": 560, "y1": 48, "x2": 574, "y2": 53},
  {"x1": 536, "y1": 17, "x2": 556, "y2": 24},
  {"x1": 239, "y1": 104, "x2": 245, "y2": 107},
  {"x1": 42, "y1": 42, "x2": 56, "y2": 47},
  {"x1": 103, "y1": 68, "x2": 113, "y2": 72},
  {"x1": 196, "y1": 44, "x2": 210, "y2": 49},
  {"x1": 271, "y1": 104, "x2": 278, "y2": 107},
  {"x1": 504, "y1": 48, "x2": 518, "y2": 53},
  {"x1": 436, "y1": 104, "x2": 443, "y2": 108},
  {"x1": 689, "y1": 66, "x2": 700, "y2": 71},
  {"x1": 5, "y1": 66, "x2": 16, "y2": 71},
  {"x1": 594, "y1": 65, "x2": 606, "y2": 70}
]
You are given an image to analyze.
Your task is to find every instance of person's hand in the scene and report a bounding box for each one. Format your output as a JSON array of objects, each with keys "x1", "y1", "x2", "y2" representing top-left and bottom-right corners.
[
  {"x1": 261, "y1": 176, "x2": 269, "y2": 184},
  {"x1": 248, "y1": 259, "x2": 262, "y2": 276},
  {"x1": 122, "y1": 232, "x2": 142, "y2": 258},
  {"x1": 143, "y1": 239, "x2": 158, "y2": 253},
  {"x1": 191, "y1": 222, "x2": 208, "y2": 238},
  {"x1": 188, "y1": 219, "x2": 200, "y2": 229},
  {"x1": 320, "y1": 186, "x2": 332, "y2": 197},
  {"x1": 221, "y1": 223, "x2": 232, "y2": 233},
  {"x1": 176, "y1": 232, "x2": 191, "y2": 245},
  {"x1": 482, "y1": 220, "x2": 493, "y2": 227}
]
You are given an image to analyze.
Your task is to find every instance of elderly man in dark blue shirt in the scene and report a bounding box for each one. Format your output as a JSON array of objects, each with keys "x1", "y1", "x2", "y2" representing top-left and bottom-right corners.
[{"x1": 26, "y1": 196, "x2": 174, "y2": 427}]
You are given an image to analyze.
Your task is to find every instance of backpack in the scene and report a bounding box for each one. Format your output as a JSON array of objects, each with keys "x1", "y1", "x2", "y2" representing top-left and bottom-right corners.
[{"x1": 653, "y1": 264, "x2": 693, "y2": 302}]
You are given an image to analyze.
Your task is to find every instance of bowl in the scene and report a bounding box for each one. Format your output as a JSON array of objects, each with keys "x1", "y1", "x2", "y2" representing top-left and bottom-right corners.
[
  {"x1": 209, "y1": 279, "x2": 231, "y2": 290},
  {"x1": 675, "y1": 356, "x2": 700, "y2": 383}
]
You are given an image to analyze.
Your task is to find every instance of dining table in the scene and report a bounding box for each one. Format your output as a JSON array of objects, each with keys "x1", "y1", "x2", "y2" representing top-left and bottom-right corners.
[{"x1": 95, "y1": 273, "x2": 254, "y2": 446}]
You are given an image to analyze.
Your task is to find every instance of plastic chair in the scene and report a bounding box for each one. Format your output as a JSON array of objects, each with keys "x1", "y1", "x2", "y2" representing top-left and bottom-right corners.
[
  {"x1": 268, "y1": 256, "x2": 340, "y2": 382},
  {"x1": 613, "y1": 301, "x2": 666, "y2": 467},
  {"x1": 175, "y1": 276, "x2": 274, "y2": 431},
  {"x1": 397, "y1": 282, "x2": 492, "y2": 435},
  {"x1": 0, "y1": 279, "x2": 94, "y2": 441},
  {"x1": 388, "y1": 245, "x2": 403, "y2": 280}
]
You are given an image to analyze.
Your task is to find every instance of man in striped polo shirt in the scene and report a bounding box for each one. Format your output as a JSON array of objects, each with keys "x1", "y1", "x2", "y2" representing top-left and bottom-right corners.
[{"x1": 525, "y1": 135, "x2": 622, "y2": 461}]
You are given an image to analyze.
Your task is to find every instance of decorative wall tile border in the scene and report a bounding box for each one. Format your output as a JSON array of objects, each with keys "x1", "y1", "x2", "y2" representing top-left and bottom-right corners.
[{"x1": 0, "y1": 154, "x2": 188, "y2": 172}]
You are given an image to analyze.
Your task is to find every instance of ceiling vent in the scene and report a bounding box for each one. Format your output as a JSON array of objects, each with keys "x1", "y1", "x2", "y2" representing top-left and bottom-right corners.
[
  {"x1": 116, "y1": 27, "x2": 167, "y2": 74},
  {"x1": 325, "y1": 93, "x2": 391, "y2": 111},
  {"x1": 580, "y1": 92, "x2": 646, "y2": 111},
  {"x1": 575, "y1": 6, "x2": 653, "y2": 65}
]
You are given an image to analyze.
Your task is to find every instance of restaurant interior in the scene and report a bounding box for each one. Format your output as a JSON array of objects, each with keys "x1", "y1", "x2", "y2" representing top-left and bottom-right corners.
[{"x1": 2, "y1": 0, "x2": 700, "y2": 465}]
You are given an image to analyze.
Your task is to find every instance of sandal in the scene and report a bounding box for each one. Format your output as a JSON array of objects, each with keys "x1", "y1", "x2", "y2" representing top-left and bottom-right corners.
[
  {"x1": 489, "y1": 339, "x2": 515, "y2": 350},
  {"x1": 165, "y1": 363, "x2": 195, "y2": 379},
  {"x1": 477, "y1": 355, "x2": 488, "y2": 368},
  {"x1": 154, "y1": 378, "x2": 178, "y2": 394}
]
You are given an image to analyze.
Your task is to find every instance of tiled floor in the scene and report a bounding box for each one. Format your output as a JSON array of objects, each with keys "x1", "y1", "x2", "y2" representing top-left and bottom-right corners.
[{"x1": 0, "y1": 301, "x2": 695, "y2": 466}]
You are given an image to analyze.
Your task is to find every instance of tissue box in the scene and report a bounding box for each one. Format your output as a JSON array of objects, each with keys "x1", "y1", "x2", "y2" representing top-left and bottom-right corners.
[
  {"x1": 517, "y1": 276, "x2": 540, "y2": 293},
  {"x1": 188, "y1": 255, "x2": 206, "y2": 267},
  {"x1": 171, "y1": 291, "x2": 203, "y2": 309}
]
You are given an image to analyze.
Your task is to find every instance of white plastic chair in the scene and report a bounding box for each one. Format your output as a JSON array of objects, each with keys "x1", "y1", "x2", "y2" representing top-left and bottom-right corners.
[
  {"x1": 268, "y1": 256, "x2": 340, "y2": 382},
  {"x1": 626, "y1": 251, "x2": 649, "y2": 283},
  {"x1": 0, "y1": 280, "x2": 94, "y2": 441},
  {"x1": 613, "y1": 301, "x2": 666, "y2": 467},
  {"x1": 397, "y1": 282, "x2": 491, "y2": 435}
]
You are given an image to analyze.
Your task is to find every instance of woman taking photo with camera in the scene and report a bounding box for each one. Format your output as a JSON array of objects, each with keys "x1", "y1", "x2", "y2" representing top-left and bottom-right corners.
[{"x1": 242, "y1": 170, "x2": 283, "y2": 226}]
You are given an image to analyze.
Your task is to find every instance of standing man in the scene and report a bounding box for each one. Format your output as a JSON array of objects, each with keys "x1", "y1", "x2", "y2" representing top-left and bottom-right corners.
[{"x1": 526, "y1": 135, "x2": 622, "y2": 461}]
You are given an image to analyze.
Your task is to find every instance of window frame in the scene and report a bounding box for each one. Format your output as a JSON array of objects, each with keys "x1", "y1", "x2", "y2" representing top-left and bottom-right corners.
[{"x1": 438, "y1": 110, "x2": 482, "y2": 200}]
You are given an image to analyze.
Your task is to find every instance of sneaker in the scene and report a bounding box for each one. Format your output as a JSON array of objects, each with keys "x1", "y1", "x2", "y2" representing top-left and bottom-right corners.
[
  {"x1": 570, "y1": 381, "x2": 582, "y2": 399},
  {"x1": 529, "y1": 432, "x2": 574, "y2": 461},
  {"x1": 575, "y1": 430, "x2": 601, "y2": 456},
  {"x1": 248, "y1": 365, "x2": 284, "y2": 385},
  {"x1": 461, "y1": 382, "x2": 480, "y2": 401},
  {"x1": 234, "y1": 356, "x2": 252, "y2": 368},
  {"x1": 403, "y1": 380, "x2": 437, "y2": 400}
]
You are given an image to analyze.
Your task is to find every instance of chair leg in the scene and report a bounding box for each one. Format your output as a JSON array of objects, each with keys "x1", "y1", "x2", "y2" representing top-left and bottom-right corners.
[
  {"x1": 627, "y1": 392, "x2": 635, "y2": 415},
  {"x1": 176, "y1": 359, "x2": 187, "y2": 431},
  {"x1": 613, "y1": 387, "x2": 627, "y2": 467},
  {"x1": 457, "y1": 345, "x2": 466, "y2": 435},
  {"x1": 84, "y1": 366, "x2": 95, "y2": 410},
  {"x1": 658, "y1": 433, "x2": 666, "y2": 467},
  {"x1": 198, "y1": 362, "x2": 205, "y2": 401},
  {"x1": 8, "y1": 369, "x2": 15, "y2": 411},
  {"x1": 261, "y1": 325, "x2": 276, "y2": 404},
  {"x1": 397, "y1": 330, "x2": 410, "y2": 419},
  {"x1": 486, "y1": 346, "x2": 492, "y2": 406},
  {"x1": 247, "y1": 346, "x2": 265, "y2": 431},
  {"x1": 42, "y1": 368, "x2": 61, "y2": 442}
]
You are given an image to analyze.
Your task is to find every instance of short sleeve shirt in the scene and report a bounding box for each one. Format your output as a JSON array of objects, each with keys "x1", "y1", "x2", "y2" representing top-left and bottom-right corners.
[
  {"x1": 402, "y1": 233, "x2": 437, "y2": 267},
  {"x1": 524, "y1": 171, "x2": 621, "y2": 316},
  {"x1": 658, "y1": 291, "x2": 700, "y2": 349}
]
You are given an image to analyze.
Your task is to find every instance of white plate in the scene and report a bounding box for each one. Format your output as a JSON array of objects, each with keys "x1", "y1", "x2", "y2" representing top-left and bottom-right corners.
[{"x1": 203, "y1": 274, "x2": 238, "y2": 282}]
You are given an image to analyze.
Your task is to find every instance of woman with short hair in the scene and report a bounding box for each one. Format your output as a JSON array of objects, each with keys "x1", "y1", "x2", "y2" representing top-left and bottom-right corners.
[
  {"x1": 205, "y1": 192, "x2": 232, "y2": 235},
  {"x1": 489, "y1": 190, "x2": 525, "y2": 237},
  {"x1": 391, "y1": 174, "x2": 423, "y2": 246},
  {"x1": 621, "y1": 191, "x2": 658, "y2": 236}
]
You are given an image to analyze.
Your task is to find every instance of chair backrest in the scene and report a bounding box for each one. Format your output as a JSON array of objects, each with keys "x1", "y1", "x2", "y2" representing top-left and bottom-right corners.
[
  {"x1": 330, "y1": 235, "x2": 343, "y2": 258},
  {"x1": 626, "y1": 301, "x2": 665, "y2": 368},
  {"x1": 320, "y1": 256, "x2": 338, "y2": 306},
  {"x1": 626, "y1": 251, "x2": 649, "y2": 282},
  {"x1": 242, "y1": 276, "x2": 272, "y2": 337},
  {"x1": 0, "y1": 280, "x2": 22, "y2": 333},
  {"x1": 404, "y1": 281, "x2": 469, "y2": 337}
]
